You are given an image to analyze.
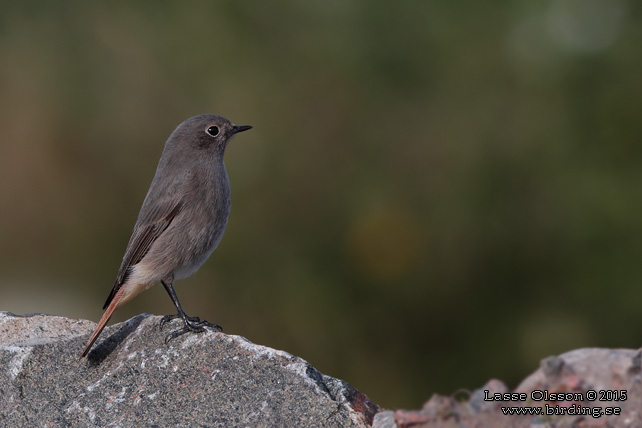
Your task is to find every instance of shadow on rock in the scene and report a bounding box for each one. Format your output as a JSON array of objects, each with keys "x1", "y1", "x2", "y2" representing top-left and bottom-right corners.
[{"x1": 85, "y1": 314, "x2": 148, "y2": 365}]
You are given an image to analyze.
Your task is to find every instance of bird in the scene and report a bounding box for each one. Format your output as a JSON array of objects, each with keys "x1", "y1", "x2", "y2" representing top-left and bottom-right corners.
[{"x1": 81, "y1": 114, "x2": 252, "y2": 357}]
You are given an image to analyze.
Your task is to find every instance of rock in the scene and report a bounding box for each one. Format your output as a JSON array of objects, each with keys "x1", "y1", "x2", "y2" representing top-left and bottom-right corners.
[
  {"x1": 6, "y1": 312, "x2": 639, "y2": 428},
  {"x1": 372, "y1": 410, "x2": 396, "y2": 428},
  {"x1": 0, "y1": 312, "x2": 378, "y2": 427},
  {"x1": 385, "y1": 348, "x2": 642, "y2": 428}
]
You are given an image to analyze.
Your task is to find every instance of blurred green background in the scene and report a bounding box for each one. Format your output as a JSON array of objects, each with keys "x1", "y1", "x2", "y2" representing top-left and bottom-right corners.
[{"x1": 1, "y1": 1, "x2": 641, "y2": 409}]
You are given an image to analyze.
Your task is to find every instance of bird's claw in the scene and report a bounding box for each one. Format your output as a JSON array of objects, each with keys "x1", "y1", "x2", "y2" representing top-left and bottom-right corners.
[{"x1": 159, "y1": 313, "x2": 222, "y2": 344}]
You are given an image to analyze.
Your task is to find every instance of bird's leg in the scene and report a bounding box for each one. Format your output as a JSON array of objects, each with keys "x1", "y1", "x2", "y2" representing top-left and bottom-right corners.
[{"x1": 159, "y1": 280, "x2": 222, "y2": 344}]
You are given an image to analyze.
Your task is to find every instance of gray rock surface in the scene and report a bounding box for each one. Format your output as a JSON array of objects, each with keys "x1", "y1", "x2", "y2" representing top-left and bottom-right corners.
[
  {"x1": 0, "y1": 312, "x2": 378, "y2": 427},
  {"x1": 8, "y1": 312, "x2": 636, "y2": 428}
]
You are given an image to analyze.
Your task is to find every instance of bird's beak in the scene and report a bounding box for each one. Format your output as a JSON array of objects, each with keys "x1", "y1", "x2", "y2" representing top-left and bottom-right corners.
[{"x1": 232, "y1": 125, "x2": 252, "y2": 134}]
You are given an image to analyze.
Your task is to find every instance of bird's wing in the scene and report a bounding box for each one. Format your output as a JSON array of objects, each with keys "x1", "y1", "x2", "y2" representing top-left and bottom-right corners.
[{"x1": 102, "y1": 199, "x2": 184, "y2": 309}]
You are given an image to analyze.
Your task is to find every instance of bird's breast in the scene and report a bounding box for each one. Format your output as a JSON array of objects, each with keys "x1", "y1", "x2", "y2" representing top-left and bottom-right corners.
[{"x1": 169, "y1": 166, "x2": 231, "y2": 279}]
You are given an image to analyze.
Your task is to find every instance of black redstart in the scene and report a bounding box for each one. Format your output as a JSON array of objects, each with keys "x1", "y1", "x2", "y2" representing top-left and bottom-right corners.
[{"x1": 81, "y1": 114, "x2": 252, "y2": 357}]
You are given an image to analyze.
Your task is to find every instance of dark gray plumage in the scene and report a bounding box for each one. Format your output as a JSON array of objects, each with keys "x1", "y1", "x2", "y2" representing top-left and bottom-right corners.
[{"x1": 82, "y1": 114, "x2": 252, "y2": 357}]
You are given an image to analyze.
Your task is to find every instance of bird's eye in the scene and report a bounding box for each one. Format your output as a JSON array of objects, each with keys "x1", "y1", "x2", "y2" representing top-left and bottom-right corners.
[{"x1": 206, "y1": 126, "x2": 219, "y2": 137}]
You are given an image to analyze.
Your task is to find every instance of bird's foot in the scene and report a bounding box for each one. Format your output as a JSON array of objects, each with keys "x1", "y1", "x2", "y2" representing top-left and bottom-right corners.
[{"x1": 159, "y1": 313, "x2": 222, "y2": 344}]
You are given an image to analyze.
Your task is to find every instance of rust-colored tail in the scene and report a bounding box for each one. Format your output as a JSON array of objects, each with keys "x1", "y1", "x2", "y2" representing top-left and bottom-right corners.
[{"x1": 80, "y1": 287, "x2": 125, "y2": 358}]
